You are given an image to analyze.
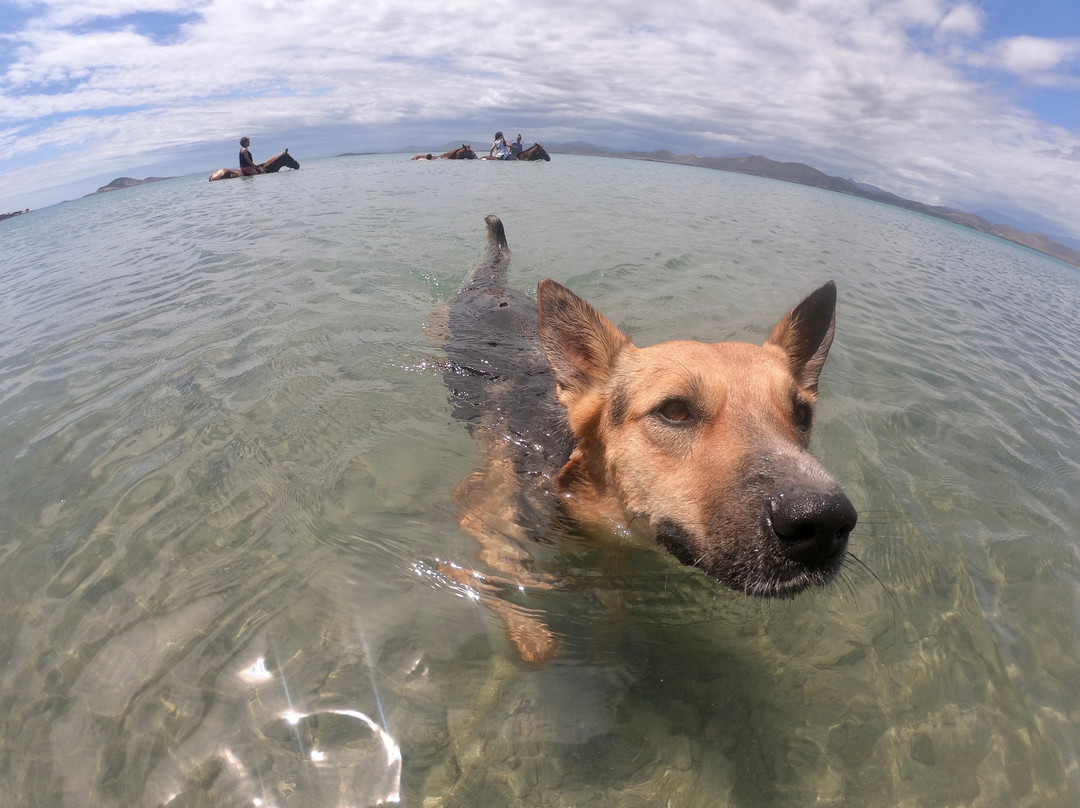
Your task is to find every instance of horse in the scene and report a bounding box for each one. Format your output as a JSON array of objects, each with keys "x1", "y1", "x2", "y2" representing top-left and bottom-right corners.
[
  {"x1": 412, "y1": 144, "x2": 478, "y2": 160},
  {"x1": 208, "y1": 149, "x2": 300, "y2": 181},
  {"x1": 480, "y1": 143, "x2": 552, "y2": 161},
  {"x1": 515, "y1": 143, "x2": 550, "y2": 161}
]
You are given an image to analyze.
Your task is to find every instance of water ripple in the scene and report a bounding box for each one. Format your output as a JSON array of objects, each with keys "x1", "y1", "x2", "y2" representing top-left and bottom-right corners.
[{"x1": 1, "y1": 156, "x2": 1079, "y2": 806}]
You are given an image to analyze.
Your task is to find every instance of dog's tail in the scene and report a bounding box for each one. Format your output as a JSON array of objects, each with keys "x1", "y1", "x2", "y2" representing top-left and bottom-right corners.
[{"x1": 462, "y1": 215, "x2": 511, "y2": 292}]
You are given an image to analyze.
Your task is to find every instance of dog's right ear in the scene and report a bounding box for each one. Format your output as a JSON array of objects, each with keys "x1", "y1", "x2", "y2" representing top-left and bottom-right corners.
[{"x1": 538, "y1": 279, "x2": 631, "y2": 401}]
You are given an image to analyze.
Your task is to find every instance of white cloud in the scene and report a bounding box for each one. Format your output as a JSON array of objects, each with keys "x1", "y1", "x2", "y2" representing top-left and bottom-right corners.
[
  {"x1": 937, "y1": 3, "x2": 983, "y2": 39},
  {"x1": 1, "y1": 0, "x2": 1079, "y2": 237},
  {"x1": 994, "y1": 35, "x2": 1080, "y2": 76}
]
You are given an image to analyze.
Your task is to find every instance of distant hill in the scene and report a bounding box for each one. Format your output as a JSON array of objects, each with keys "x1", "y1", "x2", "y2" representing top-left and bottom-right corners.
[
  {"x1": 85, "y1": 177, "x2": 172, "y2": 197},
  {"x1": 13, "y1": 148, "x2": 1075, "y2": 270},
  {"x1": 549, "y1": 144, "x2": 1080, "y2": 269},
  {"x1": 974, "y1": 209, "x2": 1080, "y2": 254}
]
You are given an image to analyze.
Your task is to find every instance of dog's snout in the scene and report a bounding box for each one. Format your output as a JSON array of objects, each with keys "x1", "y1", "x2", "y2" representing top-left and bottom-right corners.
[{"x1": 769, "y1": 490, "x2": 857, "y2": 566}]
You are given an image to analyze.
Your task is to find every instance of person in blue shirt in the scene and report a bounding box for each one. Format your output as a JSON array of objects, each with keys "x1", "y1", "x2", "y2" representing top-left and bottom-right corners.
[{"x1": 509, "y1": 134, "x2": 524, "y2": 156}]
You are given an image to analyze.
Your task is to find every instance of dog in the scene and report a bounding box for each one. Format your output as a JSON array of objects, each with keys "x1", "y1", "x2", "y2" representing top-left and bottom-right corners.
[{"x1": 439, "y1": 215, "x2": 857, "y2": 664}]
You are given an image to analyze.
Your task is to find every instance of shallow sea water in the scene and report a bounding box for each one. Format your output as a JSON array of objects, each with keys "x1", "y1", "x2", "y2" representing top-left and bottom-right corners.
[{"x1": 1, "y1": 153, "x2": 1079, "y2": 807}]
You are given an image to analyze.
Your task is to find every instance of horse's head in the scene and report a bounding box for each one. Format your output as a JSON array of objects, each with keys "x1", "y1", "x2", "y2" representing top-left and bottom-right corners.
[
  {"x1": 279, "y1": 148, "x2": 300, "y2": 170},
  {"x1": 527, "y1": 143, "x2": 550, "y2": 161},
  {"x1": 461, "y1": 144, "x2": 478, "y2": 159}
]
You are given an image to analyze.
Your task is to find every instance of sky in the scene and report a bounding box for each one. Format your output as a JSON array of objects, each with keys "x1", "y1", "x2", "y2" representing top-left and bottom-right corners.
[{"x1": 1, "y1": 0, "x2": 1078, "y2": 239}]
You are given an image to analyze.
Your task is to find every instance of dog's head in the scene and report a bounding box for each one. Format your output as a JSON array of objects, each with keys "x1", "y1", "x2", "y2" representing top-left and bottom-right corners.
[{"x1": 537, "y1": 279, "x2": 856, "y2": 596}]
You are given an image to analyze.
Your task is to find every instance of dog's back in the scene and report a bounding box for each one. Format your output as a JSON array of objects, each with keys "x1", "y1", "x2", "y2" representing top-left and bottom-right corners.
[{"x1": 443, "y1": 216, "x2": 573, "y2": 536}]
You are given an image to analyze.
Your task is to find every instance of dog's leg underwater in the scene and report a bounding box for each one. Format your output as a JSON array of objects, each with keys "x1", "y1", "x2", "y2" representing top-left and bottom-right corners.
[{"x1": 440, "y1": 215, "x2": 565, "y2": 665}]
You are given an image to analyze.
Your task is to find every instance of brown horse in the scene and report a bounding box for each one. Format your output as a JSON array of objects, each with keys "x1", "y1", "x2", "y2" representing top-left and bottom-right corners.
[
  {"x1": 412, "y1": 144, "x2": 478, "y2": 160},
  {"x1": 515, "y1": 143, "x2": 550, "y2": 161},
  {"x1": 208, "y1": 149, "x2": 300, "y2": 181}
]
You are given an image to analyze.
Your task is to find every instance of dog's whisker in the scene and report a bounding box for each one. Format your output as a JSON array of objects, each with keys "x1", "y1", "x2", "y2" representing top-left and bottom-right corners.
[{"x1": 834, "y1": 570, "x2": 862, "y2": 610}]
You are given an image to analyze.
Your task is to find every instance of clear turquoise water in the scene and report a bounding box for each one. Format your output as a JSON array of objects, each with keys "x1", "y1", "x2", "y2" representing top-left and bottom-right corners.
[{"x1": 1, "y1": 154, "x2": 1078, "y2": 806}]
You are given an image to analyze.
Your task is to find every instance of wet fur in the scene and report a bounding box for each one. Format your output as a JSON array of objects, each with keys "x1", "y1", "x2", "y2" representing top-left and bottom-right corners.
[{"x1": 441, "y1": 216, "x2": 856, "y2": 663}]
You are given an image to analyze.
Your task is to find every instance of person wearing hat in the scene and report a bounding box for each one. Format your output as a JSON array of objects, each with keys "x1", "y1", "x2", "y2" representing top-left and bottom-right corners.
[{"x1": 239, "y1": 137, "x2": 265, "y2": 175}]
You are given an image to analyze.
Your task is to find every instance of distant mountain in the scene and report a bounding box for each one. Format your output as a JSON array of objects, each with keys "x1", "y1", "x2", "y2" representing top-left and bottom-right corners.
[
  {"x1": 975, "y1": 209, "x2": 1080, "y2": 254},
  {"x1": 974, "y1": 208, "x2": 1033, "y2": 232},
  {"x1": 85, "y1": 177, "x2": 172, "y2": 196},
  {"x1": 396, "y1": 141, "x2": 484, "y2": 156},
  {"x1": 548, "y1": 141, "x2": 618, "y2": 156},
  {"x1": 0, "y1": 209, "x2": 29, "y2": 222},
  {"x1": 23, "y1": 147, "x2": 1075, "y2": 270},
  {"x1": 851, "y1": 180, "x2": 891, "y2": 196},
  {"x1": 1053, "y1": 234, "x2": 1080, "y2": 254},
  {"x1": 548, "y1": 144, "x2": 1080, "y2": 269}
]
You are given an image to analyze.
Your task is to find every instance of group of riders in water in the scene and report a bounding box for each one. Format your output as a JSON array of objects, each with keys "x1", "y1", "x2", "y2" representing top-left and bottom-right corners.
[
  {"x1": 209, "y1": 130, "x2": 549, "y2": 181},
  {"x1": 412, "y1": 132, "x2": 551, "y2": 162}
]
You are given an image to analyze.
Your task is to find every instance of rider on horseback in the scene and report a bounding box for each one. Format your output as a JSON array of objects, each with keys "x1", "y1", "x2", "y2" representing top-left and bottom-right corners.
[
  {"x1": 489, "y1": 132, "x2": 512, "y2": 160},
  {"x1": 239, "y1": 137, "x2": 266, "y2": 176}
]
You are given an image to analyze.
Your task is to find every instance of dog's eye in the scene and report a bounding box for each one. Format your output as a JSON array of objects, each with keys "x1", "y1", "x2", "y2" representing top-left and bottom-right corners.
[
  {"x1": 793, "y1": 401, "x2": 813, "y2": 430},
  {"x1": 656, "y1": 399, "x2": 693, "y2": 423}
]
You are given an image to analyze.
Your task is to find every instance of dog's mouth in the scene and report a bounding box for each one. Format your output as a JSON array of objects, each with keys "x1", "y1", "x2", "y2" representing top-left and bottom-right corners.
[
  {"x1": 735, "y1": 559, "x2": 845, "y2": 598},
  {"x1": 656, "y1": 488, "x2": 856, "y2": 598}
]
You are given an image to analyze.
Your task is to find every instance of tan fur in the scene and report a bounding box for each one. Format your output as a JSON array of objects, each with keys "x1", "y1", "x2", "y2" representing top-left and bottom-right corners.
[
  {"x1": 536, "y1": 280, "x2": 840, "y2": 559},
  {"x1": 445, "y1": 233, "x2": 854, "y2": 665},
  {"x1": 554, "y1": 340, "x2": 815, "y2": 534}
]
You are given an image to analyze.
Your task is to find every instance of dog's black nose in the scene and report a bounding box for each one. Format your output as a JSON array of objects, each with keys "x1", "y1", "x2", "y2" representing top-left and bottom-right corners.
[{"x1": 769, "y1": 490, "x2": 857, "y2": 567}]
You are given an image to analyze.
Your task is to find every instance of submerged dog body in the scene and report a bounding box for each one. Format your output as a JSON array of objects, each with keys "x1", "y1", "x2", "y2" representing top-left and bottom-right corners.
[{"x1": 443, "y1": 216, "x2": 856, "y2": 661}]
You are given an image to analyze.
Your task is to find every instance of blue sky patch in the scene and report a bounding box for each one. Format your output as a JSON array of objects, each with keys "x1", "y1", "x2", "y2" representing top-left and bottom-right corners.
[
  {"x1": 68, "y1": 11, "x2": 201, "y2": 45},
  {"x1": 981, "y1": 0, "x2": 1079, "y2": 40},
  {"x1": 0, "y1": 1, "x2": 36, "y2": 72}
]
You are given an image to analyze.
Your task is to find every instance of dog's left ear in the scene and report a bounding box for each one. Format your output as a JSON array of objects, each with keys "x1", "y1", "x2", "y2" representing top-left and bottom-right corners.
[
  {"x1": 537, "y1": 279, "x2": 632, "y2": 401},
  {"x1": 764, "y1": 281, "x2": 837, "y2": 392}
]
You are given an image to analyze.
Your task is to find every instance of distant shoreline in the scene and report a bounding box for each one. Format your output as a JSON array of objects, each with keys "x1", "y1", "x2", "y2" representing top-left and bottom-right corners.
[
  {"x1": 545, "y1": 144, "x2": 1080, "y2": 270},
  {"x1": 13, "y1": 149, "x2": 1079, "y2": 270}
]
